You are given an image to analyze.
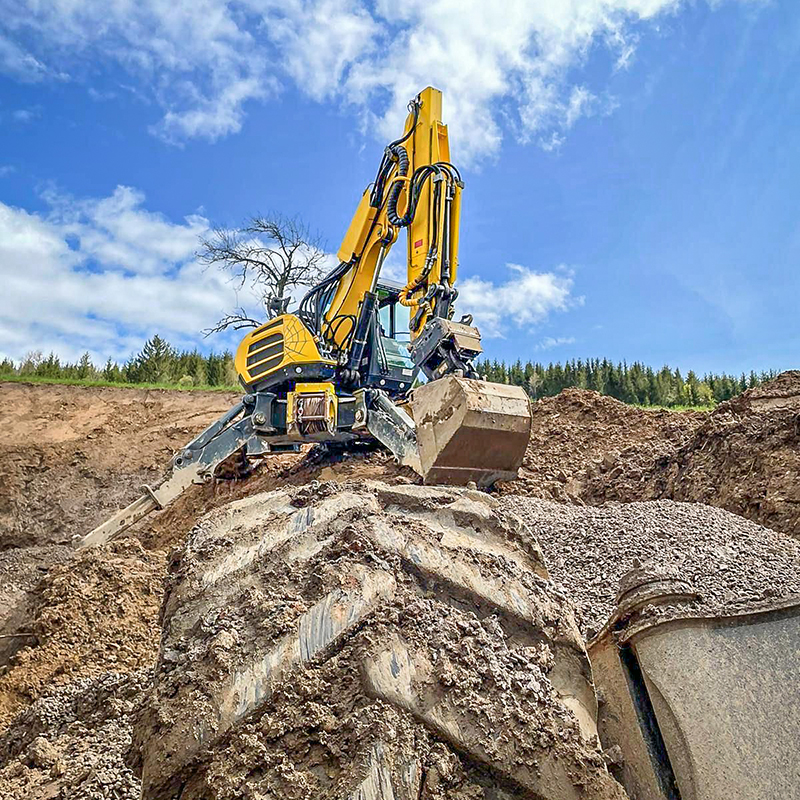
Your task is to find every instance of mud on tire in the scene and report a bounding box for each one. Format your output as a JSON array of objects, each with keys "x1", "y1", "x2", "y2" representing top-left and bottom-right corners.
[{"x1": 133, "y1": 481, "x2": 626, "y2": 800}]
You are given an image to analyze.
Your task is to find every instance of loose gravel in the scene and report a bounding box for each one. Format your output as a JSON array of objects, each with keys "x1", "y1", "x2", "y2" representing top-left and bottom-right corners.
[
  {"x1": 506, "y1": 496, "x2": 800, "y2": 638},
  {"x1": 0, "y1": 670, "x2": 150, "y2": 800}
]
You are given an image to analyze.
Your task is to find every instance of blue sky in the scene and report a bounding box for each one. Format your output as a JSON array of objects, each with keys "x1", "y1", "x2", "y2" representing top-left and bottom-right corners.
[{"x1": 0, "y1": 0, "x2": 797, "y2": 375}]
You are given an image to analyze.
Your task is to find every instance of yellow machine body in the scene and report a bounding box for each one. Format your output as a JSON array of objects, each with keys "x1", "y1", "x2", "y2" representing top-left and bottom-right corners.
[
  {"x1": 79, "y1": 86, "x2": 531, "y2": 551},
  {"x1": 235, "y1": 313, "x2": 336, "y2": 390}
]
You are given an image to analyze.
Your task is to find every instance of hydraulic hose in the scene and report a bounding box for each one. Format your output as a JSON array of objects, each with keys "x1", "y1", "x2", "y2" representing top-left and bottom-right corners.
[{"x1": 386, "y1": 145, "x2": 410, "y2": 227}]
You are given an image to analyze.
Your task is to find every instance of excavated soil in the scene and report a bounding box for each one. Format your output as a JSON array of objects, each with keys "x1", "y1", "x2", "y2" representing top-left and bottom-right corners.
[
  {"x1": 140, "y1": 443, "x2": 410, "y2": 551},
  {"x1": 501, "y1": 375, "x2": 800, "y2": 538},
  {"x1": 0, "y1": 382, "x2": 241, "y2": 550},
  {"x1": 583, "y1": 373, "x2": 800, "y2": 537},
  {"x1": 0, "y1": 671, "x2": 148, "y2": 800},
  {"x1": 497, "y1": 388, "x2": 706, "y2": 504},
  {"x1": 0, "y1": 539, "x2": 164, "y2": 731}
]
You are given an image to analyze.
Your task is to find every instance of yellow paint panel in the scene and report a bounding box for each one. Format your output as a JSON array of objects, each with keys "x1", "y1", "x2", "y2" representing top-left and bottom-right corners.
[
  {"x1": 337, "y1": 189, "x2": 377, "y2": 263},
  {"x1": 234, "y1": 314, "x2": 335, "y2": 387}
]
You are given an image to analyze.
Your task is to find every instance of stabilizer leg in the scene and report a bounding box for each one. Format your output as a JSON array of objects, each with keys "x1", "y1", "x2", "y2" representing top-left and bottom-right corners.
[{"x1": 78, "y1": 396, "x2": 278, "y2": 548}]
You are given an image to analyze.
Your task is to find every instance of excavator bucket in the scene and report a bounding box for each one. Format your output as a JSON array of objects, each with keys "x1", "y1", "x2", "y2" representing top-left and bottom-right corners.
[{"x1": 409, "y1": 376, "x2": 532, "y2": 486}]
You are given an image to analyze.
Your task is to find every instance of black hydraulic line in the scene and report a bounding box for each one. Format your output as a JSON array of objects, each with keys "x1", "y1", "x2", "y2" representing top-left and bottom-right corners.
[
  {"x1": 385, "y1": 145, "x2": 411, "y2": 225},
  {"x1": 346, "y1": 291, "x2": 378, "y2": 374},
  {"x1": 388, "y1": 99, "x2": 420, "y2": 148},
  {"x1": 370, "y1": 102, "x2": 418, "y2": 208},
  {"x1": 434, "y1": 160, "x2": 463, "y2": 182}
]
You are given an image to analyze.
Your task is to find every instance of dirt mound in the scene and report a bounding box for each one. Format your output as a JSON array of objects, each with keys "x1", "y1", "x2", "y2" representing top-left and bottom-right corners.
[
  {"x1": 586, "y1": 372, "x2": 800, "y2": 536},
  {"x1": 0, "y1": 382, "x2": 242, "y2": 550},
  {"x1": 505, "y1": 496, "x2": 800, "y2": 639},
  {"x1": 0, "y1": 539, "x2": 164, "y2": 731},
  {"x1": 724, "y1": 369, "x2": 800, "y2": 413},
  {"x1": 134, "y1": 481, "x2": 626, "y2": 800},
  {"x1": 497, "y1": 389, "x2": 705, "y2": 502},
  {"x1": 4, "y1": 379, "x2": 797, "y2": 557}
]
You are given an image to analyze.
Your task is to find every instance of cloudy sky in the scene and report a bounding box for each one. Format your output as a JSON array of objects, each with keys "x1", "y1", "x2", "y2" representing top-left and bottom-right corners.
[{"x1": 0, "y1": 0, "x2": 797, "y2": 373}]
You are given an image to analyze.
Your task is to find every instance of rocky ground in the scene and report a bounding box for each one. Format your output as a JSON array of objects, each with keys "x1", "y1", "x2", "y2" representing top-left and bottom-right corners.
[
  {"x1": 505, "y1": 496, "x2": 800, "y2": 639},
  {"x1": 0, "y1": 375, "x2": 797, "y2": 798}
]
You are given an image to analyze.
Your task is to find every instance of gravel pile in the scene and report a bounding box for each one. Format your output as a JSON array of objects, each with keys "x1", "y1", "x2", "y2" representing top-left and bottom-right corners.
[
  {"x1": 506, "y1": 496, "x2": 800, "y2": 638},
  {"x1": 0, "y1": 670, "x2": 150, "y2": 800}
]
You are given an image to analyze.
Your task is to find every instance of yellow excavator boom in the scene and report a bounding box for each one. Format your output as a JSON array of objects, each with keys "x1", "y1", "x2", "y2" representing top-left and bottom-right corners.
[{"x1": 325, "y1": 87, "x2": 462, "y2": 348}]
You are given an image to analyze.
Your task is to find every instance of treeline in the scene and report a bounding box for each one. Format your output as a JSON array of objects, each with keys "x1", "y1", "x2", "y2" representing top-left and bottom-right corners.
[
  {"x1": 475, "y1": 358, "x2": 777, "y2": 407},
  {"x1": 0, "y1": 335, "x2": 239, "y2": 388},
  {"x1": 0, "y1": 336, "x2": 777, "y2": 407}
]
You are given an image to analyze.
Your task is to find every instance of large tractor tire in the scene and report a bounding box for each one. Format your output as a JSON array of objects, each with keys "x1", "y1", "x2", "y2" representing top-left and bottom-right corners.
[{"x1": 133, "y1": 481, "x2": 627, "y2": 800}]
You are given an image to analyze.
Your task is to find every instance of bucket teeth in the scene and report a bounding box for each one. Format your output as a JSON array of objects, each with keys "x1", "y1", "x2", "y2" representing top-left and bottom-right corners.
[{"x1": 410, "y1": 376, "x2": 532, "y2": 487}]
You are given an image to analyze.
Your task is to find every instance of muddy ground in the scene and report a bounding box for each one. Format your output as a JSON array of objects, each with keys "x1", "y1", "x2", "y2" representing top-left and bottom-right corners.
[{"x1": 0, "y1": 375, "x2": 798, "y2": 798}]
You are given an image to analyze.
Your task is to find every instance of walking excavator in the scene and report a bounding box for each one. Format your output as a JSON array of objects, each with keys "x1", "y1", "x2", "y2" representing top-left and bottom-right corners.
[{"x1": 81, "y1": 87, "x2": 532, "y2": 547}]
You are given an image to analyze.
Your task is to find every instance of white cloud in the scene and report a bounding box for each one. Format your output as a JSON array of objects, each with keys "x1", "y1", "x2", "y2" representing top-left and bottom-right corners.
[
  {"x1": 0, "y1": 187, "x2": 344, "y2": 364},
  {"x1": 0, "y1": 0, "x2": 270, "y2": 142},
  {"x1": 0, "y1": 0, "x2": 748, "y2": 155},
  {"x1": 0, "y1": 33, "x2": 49, "y2": 82},
  {"x1": 261, "y1": 0, "x2": 379, "y2": 101},
  {"x1": 458, "y1": 264, "x2": 577, "y2": 338},
  {"x1": 0, "y1": 188, "x2": 573, "y2": 362},
  {"x1": 42, "y1": 186, "x2": 209, "y2": 276},
  {"x1": 536, "y1": 336, "x2": 576, "y2": 351},
  {"x1": 11, "y1": 107, "x2": 39, "y2": 123},
  {"x1": 0, "y1": 188, "x2": 261, "y2": 363}
]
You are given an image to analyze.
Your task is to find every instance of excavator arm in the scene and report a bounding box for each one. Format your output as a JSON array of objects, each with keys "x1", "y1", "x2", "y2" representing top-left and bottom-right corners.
[
  {"x1": 297, "y1": 88, "x2": 474, "y2": 381},
  {"x1": 321, "y1": 88, "x2": 461, "y2": 345}
]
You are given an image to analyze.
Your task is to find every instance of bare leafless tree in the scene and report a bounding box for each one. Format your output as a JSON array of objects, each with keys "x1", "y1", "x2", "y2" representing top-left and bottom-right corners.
[{"x1": 199, "y1": 214, "x2": 328, "y2": 335}]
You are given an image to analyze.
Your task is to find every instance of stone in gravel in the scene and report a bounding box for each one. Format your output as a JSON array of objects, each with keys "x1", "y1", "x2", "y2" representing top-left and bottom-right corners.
[{"x1": 0, "y1": 670, "x2": 151, "y2": 800}]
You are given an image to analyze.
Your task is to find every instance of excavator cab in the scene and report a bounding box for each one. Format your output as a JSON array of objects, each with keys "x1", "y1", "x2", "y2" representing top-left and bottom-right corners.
[{"x1": 362, "y1": 280, "x2": 419, "y2": 396}]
